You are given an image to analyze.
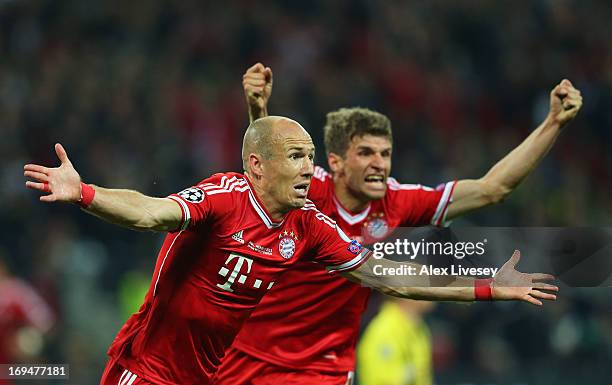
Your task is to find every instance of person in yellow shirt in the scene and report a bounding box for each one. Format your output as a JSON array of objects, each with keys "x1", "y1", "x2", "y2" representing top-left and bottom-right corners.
[{"x1": 358, "y1": 299, "x2": 436, "y2": 385}]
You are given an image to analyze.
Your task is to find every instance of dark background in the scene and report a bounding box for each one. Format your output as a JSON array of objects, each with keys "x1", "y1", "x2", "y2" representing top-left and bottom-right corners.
[{"x1": 1, "y1": 1, "x2": 610, "y2": 384}]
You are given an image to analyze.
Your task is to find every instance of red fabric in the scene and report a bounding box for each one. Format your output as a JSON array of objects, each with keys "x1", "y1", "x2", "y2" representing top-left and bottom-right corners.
[
  {"x1": 100, "y1": 360, "x2": 152, "y2": 385},
  {"x1": 79, "y1": 182, "x2": 95, "y2": 208},
  {"x1": 105, "y1": 172, "x2": 368, "y2": 385},
  {"x1": 0, "y1": 278, "x2": 55, "y2": 364},
  {"x1": 475, "y1": 278, "x2": 494, "y2": 301},
  {"x1": 213, "y1": 346, "x2": 353, "y2": 385},
  {"x1": 227, "y1": 166, "x2": 456, "y2": 373}
]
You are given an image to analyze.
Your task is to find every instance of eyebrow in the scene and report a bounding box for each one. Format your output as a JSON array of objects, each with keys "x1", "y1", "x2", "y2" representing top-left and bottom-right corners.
[
  {"x1": 287, "y1": 146, "x2": 315, "y2": 152},
  {"x1": 356, "y1": 146, "x2": 392, "y2": 152}
]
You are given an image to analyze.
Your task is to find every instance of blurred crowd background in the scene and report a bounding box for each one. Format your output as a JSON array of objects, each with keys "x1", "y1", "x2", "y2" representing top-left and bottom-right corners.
[{"x1": 0, "y1": 0, "x2": 610, "y2": 384}]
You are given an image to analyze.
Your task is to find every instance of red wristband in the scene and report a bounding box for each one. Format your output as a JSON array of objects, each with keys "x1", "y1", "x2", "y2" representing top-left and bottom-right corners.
[
  {"x1": 474, "y1": 278, "x2": 493, "y2": 301},
  {"x1": 79, "y1": 182, "x2": 95, "y2": 208}
]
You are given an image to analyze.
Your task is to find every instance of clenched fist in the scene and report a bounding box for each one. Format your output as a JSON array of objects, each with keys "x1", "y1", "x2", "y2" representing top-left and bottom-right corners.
[
  {"x1": 243, "y1": 62, "x2": 273, "y2": 120},
  {"x1": 548, "y1": 79, "x2": 582, "y2": 127}
]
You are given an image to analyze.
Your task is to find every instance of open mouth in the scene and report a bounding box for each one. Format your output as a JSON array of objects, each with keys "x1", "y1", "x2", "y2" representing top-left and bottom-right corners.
[
  {"x1": 293, "y1": 183, "x2": 310, "y2": 197},
  {"x1": 364, "y1": 175, "x2": 386, "y2": 189}
]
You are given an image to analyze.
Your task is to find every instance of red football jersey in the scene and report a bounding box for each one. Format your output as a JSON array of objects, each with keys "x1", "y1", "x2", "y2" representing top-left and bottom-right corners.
[
  {"x1": 107, "y1": 172, "x2": 371, "y2": 385},
  {"x1": 229, "y1": 166, "x2": 456, "y2": 372}
]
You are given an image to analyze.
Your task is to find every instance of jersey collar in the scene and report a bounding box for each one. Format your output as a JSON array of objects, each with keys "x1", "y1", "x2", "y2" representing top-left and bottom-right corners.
[
  {"x1": 244, "y1": 174, "x2": 285, "y2": 229},
  {"x1": 332, "y1": 195, "x2": 371, "y2": 225}
]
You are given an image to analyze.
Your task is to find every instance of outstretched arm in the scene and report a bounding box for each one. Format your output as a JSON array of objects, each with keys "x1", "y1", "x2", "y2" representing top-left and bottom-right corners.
[
  {"x1": 24, "y1": 143, "x2": 182, "y2": 232},
  {"x1": 446, "y1": 79, "x2": 583, "y2": 220},
  {"x1": 344, "y1": 250, "x2": 558, "y2": 306},
  {"x1": 243, "y1": 62, "x2": 273, "y2": 122}
]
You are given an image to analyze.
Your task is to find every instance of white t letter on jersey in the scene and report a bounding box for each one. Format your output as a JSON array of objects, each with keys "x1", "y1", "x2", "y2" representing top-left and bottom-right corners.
[{"x1": 217, "y1": 253, "x2": 253, "y2": 292}]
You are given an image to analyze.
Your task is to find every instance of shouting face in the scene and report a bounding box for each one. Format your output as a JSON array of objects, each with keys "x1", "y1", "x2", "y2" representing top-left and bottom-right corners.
[{"x1": 330, "y1": 134, "x2": 392, "y2": 204}]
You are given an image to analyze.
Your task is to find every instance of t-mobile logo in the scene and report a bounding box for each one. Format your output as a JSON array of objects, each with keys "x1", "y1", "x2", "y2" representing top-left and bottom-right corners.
[{"x1": 217, "y1": 253, "x2": 274, "y2": 292}]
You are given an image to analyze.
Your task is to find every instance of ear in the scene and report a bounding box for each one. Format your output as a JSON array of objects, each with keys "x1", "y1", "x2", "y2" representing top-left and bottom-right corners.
[
  {"x1": 248, "y1": 153, "x2": 265, "y2": 178},
  {"x1": 327, "y1": 152, "x2": 344, "y2": 175}
]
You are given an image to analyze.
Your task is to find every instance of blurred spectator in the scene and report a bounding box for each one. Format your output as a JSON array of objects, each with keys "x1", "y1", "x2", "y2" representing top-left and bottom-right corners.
[
  {"x1": 358, "y1": 299, "x2": 436, "y2": 385},
  {"x1": 0, "y1": 251, "x2": 55, "y2": 384},
  {"x1": 0, "y1": 252, "x2": 55, "y2": 363}
]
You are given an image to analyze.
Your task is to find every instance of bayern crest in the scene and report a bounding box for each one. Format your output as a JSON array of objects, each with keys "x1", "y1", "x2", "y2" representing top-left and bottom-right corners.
[
  {"x1": 278, "y1": 230, "x2": 298, "y2": 259},
  {"x1": 367, "y1": 217, "x2": 389, "y2": 239}
]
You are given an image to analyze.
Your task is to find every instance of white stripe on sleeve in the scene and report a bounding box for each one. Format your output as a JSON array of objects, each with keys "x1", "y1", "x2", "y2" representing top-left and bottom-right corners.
[
  {"x1": 168, "y1": 195, "x2": 191, "y2": 230},
  {"x1": 431, "y1": 181, "x2": 456, "y2": 227},
  {"x1": 327, "y1": 249, "x2": 371, "y2": 274}
]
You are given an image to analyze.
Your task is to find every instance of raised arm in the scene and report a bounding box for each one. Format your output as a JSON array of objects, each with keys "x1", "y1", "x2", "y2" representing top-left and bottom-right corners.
[
  {"x1": 243, "y1": 62, "x2": 273, "y2": 122},
  {"x1": 343, "y1": 250, "x2": 558, "y2": 306},
  {"x1": 446, "y1": 79, "x2": 583, "y2": 220},
  {"x1": 24, "y1": 143, "x2": 182, "y2": 232}
]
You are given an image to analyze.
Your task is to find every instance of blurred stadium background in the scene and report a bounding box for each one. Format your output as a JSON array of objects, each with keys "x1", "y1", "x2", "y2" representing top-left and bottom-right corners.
[{"x1": 1, "y1": 0, "x2": 610, "y2": 384}]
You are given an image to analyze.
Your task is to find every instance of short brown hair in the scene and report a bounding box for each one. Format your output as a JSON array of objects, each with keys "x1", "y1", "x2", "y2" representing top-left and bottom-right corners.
[{"x1": 323, "y1": 108, "x2": 392, "y2": 157}]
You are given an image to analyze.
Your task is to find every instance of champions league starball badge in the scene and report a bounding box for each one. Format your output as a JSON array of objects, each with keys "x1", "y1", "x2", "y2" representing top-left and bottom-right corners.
[
  {"x1": 278, "y1": 230, "x2": 299, "y2": 259},
  {"x1": 178, "y1": 187, "x2": 205, "y2": 203}
]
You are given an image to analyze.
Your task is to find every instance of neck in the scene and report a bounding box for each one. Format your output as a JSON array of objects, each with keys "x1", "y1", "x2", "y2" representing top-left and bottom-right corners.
[
  {"x1": 246, "y1": 172, "x2": 286, "y2": 222},
  {"x1": 333, "y1": 177, "x2": 370, "y2": 213}
]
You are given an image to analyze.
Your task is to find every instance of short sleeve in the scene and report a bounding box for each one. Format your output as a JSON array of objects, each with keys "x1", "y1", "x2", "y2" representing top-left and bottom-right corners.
[
  {"x1": 304, "y1": 203, "x2": 371, "y2": 274},
  {"x1": 168, "y1": 173, "x2": 245, "y2": 230},
  {"x1": 386, "y1": 178, "x2": 457, "y2": 227},
  {"x1": 168, "y1": 184, "x2": 212, "y2": 230}
]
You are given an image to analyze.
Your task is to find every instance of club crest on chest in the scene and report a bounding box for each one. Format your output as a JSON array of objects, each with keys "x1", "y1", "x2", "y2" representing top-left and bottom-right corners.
[
  {"x1": 363, "y1": 212, "x2": 389, "y2": 240},
  {"x1": 278, "y1": 230, "x2": 299, "y2": 259}
]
